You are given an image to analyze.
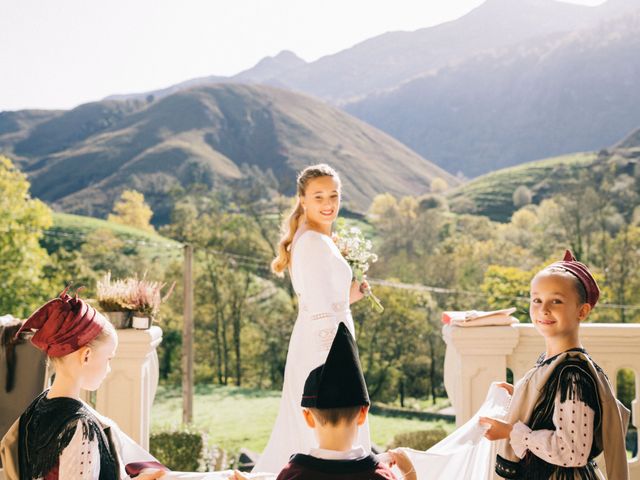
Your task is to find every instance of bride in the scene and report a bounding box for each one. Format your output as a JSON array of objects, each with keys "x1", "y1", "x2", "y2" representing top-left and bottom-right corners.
[{"x1": 253, "y1": 164, "x2": 371, "y2": 473}]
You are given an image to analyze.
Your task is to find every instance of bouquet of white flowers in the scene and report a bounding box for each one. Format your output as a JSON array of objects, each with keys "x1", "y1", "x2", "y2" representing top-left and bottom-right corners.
[{"x1": 332, "y1": 226, "x2": 384, "y2": 313}]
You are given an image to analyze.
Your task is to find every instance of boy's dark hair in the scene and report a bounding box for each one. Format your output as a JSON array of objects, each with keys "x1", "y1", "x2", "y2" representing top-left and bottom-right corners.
[
  {"x1": 308, "y1": 406, "x2": 362, "y2": 426},
  {"x1": 539, "y1": 267, "x2": 588, "y2": 305}
]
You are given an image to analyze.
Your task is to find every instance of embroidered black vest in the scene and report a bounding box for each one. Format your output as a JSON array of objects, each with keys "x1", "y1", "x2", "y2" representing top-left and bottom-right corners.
[{"x1": 18, "y1": 390, "x2": 117, "y2": 480}]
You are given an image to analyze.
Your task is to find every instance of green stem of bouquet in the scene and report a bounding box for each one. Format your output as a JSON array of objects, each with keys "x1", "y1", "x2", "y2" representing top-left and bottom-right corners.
[{"x1": 365, "y1": 290, "x2": 385, "y2": 313}]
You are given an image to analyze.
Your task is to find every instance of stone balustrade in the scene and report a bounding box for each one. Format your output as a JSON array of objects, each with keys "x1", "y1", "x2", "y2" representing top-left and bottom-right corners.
[{"x1": 94, "y1": 326, "x2": 163, "y2": 450}]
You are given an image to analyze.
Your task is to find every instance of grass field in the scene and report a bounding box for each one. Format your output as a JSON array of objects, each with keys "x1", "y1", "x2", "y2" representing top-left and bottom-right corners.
[
  {"x1": 151, "y1": 385, "x2": 454, "y2": 453},
  {"x1": 48, "y1": 212, "x2": 183, "y2": 262}
]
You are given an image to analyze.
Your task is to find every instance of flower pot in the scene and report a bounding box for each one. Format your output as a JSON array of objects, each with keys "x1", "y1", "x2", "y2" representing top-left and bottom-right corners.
[
  {"x1": 131, "y1": 315, "x2": 151, "y2": 330},
  {"x1": 105, "y1": 311, "x2": 131, "y2": 329}
]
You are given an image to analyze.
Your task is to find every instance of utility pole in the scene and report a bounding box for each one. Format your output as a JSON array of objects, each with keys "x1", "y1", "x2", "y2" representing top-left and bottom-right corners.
[{"x1": 182, "y1": 244, "x2": 194, "y2": 424}]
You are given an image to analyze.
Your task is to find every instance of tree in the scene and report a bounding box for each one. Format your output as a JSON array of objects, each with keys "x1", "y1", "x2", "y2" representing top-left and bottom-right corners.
[
  {"x1": 480, "y1": 265, "x2": 532, "y2": 320},
  {"x1": 108, "y1": 189, "x2": 155, "y2": 232},
  {"x1": 512, "y1": 186, "x2": 532, "y2": 209},
  {"x1": 0, "y1": 156, "x2": 53, "y2": 317},
  {"x1": 431, "y1": 177, "x2": 448, "y2": 194}
]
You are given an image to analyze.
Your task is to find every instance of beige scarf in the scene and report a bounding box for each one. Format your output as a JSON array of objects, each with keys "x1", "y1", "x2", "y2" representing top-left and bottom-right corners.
[{"x1": 496, "y1": 350, "x2": 629, "y2": 479}]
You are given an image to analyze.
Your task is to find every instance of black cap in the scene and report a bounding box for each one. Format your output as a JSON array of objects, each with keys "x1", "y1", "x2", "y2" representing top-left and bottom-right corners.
[{"x1": 301, "y1": 322, "x2": 370, "y2": 408}]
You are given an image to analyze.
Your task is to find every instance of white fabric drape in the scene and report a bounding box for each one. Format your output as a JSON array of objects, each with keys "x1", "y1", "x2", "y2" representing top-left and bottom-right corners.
[{"x1": 394, "y1": 383, "x2": 511, "y2": 480}]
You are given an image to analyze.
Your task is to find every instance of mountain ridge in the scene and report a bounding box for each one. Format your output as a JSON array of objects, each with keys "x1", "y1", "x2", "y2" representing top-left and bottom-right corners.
[{"x1": 1, "y1": 84, "x2": 458, "y2": 222}]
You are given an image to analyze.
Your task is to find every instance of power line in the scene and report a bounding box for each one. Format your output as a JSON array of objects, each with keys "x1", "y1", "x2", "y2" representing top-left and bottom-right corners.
[{"x1": 5, "y1": 226, "x2": 640, "y2": 311}]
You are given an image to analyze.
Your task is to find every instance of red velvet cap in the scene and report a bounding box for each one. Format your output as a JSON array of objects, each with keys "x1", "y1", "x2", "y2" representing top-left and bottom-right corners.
[
  {"x1": 547, "y1": 250, "x2": 600, "y2": 308},
  {"x1": 16, "y1": 287, "x2": 106, "y2": 357}
]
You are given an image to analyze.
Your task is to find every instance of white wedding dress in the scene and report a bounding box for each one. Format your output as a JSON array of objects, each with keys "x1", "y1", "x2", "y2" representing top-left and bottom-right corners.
[
  {"x1": 392, "y1": 383, "x2": 510, "y2": 480},
  {"x1": 253, "y1": 230, "x2": 371, "y2": 474}
]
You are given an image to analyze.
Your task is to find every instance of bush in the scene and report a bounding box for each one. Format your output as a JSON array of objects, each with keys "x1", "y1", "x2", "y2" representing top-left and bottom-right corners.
[
  {"x1": 512, "y1": 185, "x2": 532, "y2": 208},
  {"x1": 386, "y1": 427, "x2": 448, "y2": 450},
  {"x1": 150, "y1": 429, "x2": 204, "y2": 471}
]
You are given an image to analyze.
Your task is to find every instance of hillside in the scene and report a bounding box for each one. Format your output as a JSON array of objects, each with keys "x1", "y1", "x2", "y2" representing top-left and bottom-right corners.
[
  {"x1": 346, "y1": 9, "x2": 640, "y2": 177},
  {"x1": 447, "y1": 127, "x2": 640, "y2": 222},
  {"x1": 0, "y1": 84, "x2": 457, "y2": 221},
  {"x1": 43, "y1": 212, "x2": 182, "y2": 259},
  {"x1": 447, "y1": 152, "x2": 598, "y2": 221}
]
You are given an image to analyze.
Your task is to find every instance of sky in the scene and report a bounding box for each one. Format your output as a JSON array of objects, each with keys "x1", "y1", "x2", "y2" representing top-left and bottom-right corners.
[{"x1": 0, "y1": 0, "x2": 606, "y2": 111}]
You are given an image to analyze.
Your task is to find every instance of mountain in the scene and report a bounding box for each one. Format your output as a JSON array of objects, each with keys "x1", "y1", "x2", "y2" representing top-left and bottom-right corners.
[
  {"x1": 105, "y1": 51, "x2": 306, "y2": 102},
  {"x1": 276, "y1": 0, "x2": 610, "y2": 102},
  {"x1": 1, "y1": 84, "x2": 457, "y2": 222},
  {"x1": 233, "y1": 50, "x2": 306, "y2": 83},
  {"x1": 345, "y1": 9, "x2": 640, "y2": 177},
  {"x1": 615, "y1": 127, "x2": 640, "y2": 150},
  {"x1": 105, "y1": 0, "x2": 637, "y2": 107}
]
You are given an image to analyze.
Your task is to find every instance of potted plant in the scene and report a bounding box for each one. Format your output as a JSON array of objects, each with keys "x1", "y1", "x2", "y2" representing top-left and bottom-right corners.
[
  {"x1": 96, "y1": 272, "x2": 136, "y2": 328},
  {"x1": 96, "y1": 273, "x2": 174, "y2": 329},
  {"x1": 129, "y1": 274, "x2": 175, "y2": 329}
]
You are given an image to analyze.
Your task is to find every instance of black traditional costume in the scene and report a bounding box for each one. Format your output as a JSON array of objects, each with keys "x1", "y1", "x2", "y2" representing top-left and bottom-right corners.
[
  {"x1": 495, "y1": 252, "x2": 630, "y2": 480},
  {"x1": 277, "y1": 322, "x2": 397, "y2": 480}
]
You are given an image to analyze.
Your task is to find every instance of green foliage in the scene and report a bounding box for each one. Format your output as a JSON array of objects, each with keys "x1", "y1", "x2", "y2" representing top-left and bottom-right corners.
[
  {"x1": 107, "y1": 189, "x2": 155, "y2": 232},
  {"x1": 481, "y1": 265, "x2": 532, "y2": 319},
  {"x1": 353, "y1": 285, "x2": 445, "y2": 404},
  {"x1": 0, "y1": 156, "x2": 53, "y2": 317},
  {"x1": 616, "y1": 369, "x2": 636, "y2": 411},
  {"x1": 150, "y1": 429, "x2": 204, "y2": 471},
  {"x1": 386, "y1": 427, "x2": 448, "y2": 450}
]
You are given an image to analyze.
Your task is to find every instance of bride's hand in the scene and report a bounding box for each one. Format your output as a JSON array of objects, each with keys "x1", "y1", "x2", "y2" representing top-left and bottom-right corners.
[{"x1": 349, "y1": 279, "x2": 367, "y2": 304}]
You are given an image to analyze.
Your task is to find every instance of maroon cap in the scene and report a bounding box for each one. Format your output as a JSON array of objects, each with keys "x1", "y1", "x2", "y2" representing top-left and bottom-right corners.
[
  {"x1": 547, "y1": 250, "x2": 600, "y2": 307},
  {"x1": 16, "y1": 287, "x2": 106, "y2": 357}
]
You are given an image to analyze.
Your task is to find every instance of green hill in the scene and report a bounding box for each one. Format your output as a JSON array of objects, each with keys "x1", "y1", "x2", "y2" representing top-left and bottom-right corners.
[
  {"x1": 447, "y1": 152, "x2": 599, "y2": 222},
  {"x1": 448, "y1": 127, "x2": 640, "y2": 222},
  {"x1": 44, "y1": 212, "x2": 182, "y2": 260},
  {"x1": 1, "y1": 84, "x2": 458, "y2": 222}
]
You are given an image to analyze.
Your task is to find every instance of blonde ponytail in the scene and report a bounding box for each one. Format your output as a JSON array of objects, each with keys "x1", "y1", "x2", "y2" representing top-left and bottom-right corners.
[
  {"x1": 271, "y1": 163, "x2": 341, "y2": 276},
  {"x1": 271, "y1": 199, "x2": 305, "y2": 276}
]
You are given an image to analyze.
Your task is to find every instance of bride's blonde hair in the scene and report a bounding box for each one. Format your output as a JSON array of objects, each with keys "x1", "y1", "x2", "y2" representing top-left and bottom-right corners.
[{"x1": 271, "y1": 164, "x2": 341, "y2": 276}]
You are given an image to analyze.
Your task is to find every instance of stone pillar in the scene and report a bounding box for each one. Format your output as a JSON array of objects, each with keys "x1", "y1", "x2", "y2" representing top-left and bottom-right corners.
[
  {"x1": 95, "y1": 326, "x2": 162, "y2": 450},
  {"x1": 443, "y1": 324, "x2": 519, "y2": 427}
]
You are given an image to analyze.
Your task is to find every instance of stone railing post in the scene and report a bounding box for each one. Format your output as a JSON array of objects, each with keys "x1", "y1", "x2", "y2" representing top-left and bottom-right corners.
[
  {"x1": 443, "y1": 324, "x2": 519, "y2": 426},
  {"x1": 95, "y1": 326, "x2": 162, "y2": 450}
]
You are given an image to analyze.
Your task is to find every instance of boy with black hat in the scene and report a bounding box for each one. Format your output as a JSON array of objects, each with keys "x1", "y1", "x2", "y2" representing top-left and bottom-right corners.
[{"x1": 241, "y1": 322, "x2": 415, "y2": 480}]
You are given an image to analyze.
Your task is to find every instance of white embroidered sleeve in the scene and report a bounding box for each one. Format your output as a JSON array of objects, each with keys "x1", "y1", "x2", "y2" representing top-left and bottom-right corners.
[
  {"x1": 509, "y1": 392, "x2": 595, "y2": 467},
  {"x1": 58, "y1": 422, "x2": 101, "y2": 480}
]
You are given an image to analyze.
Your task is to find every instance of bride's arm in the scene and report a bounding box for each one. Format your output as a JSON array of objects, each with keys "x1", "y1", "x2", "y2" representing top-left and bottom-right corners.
[{"x1": 295, "y1": 233, "x2": 353, "y2": 363}]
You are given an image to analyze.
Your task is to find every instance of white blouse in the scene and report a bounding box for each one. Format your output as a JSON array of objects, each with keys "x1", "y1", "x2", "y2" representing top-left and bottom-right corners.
[
  {"x1": 58, "y1": 422, "x2": 101, "y2": 480},
  {"x1": 509, "y1": 389, "x2": 596, "y2": 467}
]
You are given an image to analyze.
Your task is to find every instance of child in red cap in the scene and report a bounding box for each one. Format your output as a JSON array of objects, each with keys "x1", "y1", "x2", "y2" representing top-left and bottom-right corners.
[
  {"x1": 0, "y1": 288, "x2": 166, "y2": 480},
  {"x1": 480, "y1": 251, "x2": 630, "y2": 479}
]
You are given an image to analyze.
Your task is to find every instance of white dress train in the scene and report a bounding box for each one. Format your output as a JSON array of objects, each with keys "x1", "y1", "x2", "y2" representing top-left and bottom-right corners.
[
  {"x1": 392, "y1": 383, "x2": 510, "y2": 480},
  {"x1": 253, "y1": 230, "x2": 371, "y2": 474}
]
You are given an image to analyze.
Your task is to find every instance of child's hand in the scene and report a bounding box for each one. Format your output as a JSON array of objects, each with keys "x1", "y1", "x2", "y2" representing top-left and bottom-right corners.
[
  {"x1": 136, "y1": 470, "x2": 166, "y2": 480},
  {"x1": 479, "y1": 416, "x2": 513, "y2": 440},
  {"x1": 231, "y1": 470, "x2": 250, "y2": 480},
  {"x1": 494, "y1": 382, "x2": 514, "y2": 396},
  {"x1": 387, "y1": 449, "x2": 416, "y2": 480}
]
